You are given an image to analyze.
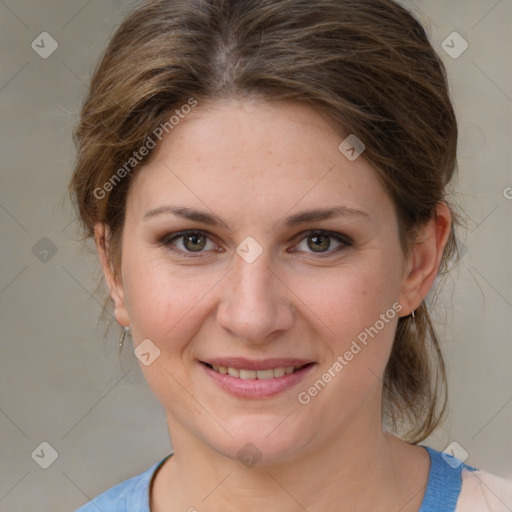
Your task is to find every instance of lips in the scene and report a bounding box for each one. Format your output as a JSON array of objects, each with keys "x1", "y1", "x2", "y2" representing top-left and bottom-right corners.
[{"x1": 199, "y1": 357, "x2": 316, "y2": 398}]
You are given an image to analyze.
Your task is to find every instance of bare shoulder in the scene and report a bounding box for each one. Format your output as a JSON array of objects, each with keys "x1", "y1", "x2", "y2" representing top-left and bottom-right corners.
[{"x1": 455, "y1": 468, "x2": 512, "y2": 512}]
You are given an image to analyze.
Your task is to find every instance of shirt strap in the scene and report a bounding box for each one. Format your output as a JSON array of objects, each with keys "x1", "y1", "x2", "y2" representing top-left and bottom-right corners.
[{"x1": 418, "y1": 445, "x2": 477, "y2": 512}]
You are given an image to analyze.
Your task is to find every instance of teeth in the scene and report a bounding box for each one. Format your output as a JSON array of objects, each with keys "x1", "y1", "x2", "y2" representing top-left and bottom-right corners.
[
  {"x1": 240, "y1": 369, "x2": 257, "y2": 380},
  {"x1": 273, "y1": 367, "x2": 285, "y2": 377},
  {"x1": 209, "y1": 364, "x2": 303, "y2": 379},
  {"x1": 227, "y1": 367, "x2": 240, "y2": 377},
  {"x1": 256, "y1": 369, "x2": 274, "y2": 380}
]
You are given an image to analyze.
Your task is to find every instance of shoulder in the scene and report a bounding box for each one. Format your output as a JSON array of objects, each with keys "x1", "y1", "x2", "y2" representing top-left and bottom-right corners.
[
  {"x1": 455, "y1": 468, "x2": 512, "y2": 512},
  {"x1": 73, "y1": 456, "x2": 171, "y2": 512},
  {"x1": 73, "y1": 476, "x2": 133, "y2": 512},
  {"x1": 420, "y1": 446, "x2": 512, "y2": 511}
]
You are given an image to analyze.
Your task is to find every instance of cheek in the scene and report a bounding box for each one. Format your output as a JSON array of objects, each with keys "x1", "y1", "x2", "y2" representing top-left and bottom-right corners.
[
  {"x1": 293, "y1": 262, "x2": 399, "y2": 336},
  {"x1": 290, "y1": 256, "x2": 402, "y2": 394},
  {"x1": 296, "y1": 271, "x2": 400, "y2": 413},
  {"x1": 121, "y1": 248, "x2": 218, "y2": 346},
  {"x1": 120, "y1": 256, "x2": 215, "y2": 404}
]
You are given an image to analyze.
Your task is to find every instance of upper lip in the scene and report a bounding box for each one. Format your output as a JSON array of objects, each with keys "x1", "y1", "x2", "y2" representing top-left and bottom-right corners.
[{"x1": 200, "y1": 357, "x2": 315, "y2": 371}]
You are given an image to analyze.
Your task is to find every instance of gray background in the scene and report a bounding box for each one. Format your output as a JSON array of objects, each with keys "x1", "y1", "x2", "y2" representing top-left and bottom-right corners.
[{"x1": 0, "y1": 0, "x2": 511, "y2": 510}]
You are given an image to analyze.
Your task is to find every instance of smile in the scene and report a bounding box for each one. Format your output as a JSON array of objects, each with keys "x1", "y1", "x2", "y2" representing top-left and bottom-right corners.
[
  {"x1": 199, "y1": 359, "x2": 316, "y2": 399},
  {"x1": 204, "y1": 363, "x2": 308, "y2": 380}
]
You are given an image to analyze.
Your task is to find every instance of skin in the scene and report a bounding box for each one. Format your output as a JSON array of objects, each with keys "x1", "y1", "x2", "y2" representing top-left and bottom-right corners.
[{"x1": 95, "y1": 99, "x2": 451, "y2": 511}]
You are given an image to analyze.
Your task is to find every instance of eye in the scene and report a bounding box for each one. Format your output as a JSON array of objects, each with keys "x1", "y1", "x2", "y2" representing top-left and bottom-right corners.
[
  {"x1": 161, "y1": 230, "x2": 219, "y2": 256},
  {"x1": 291, "y1": 230, "x2": 352, "y2": 256}
]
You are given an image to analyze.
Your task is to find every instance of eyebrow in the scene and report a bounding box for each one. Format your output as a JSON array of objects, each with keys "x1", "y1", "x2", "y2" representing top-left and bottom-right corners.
[{"x1": 142, "y1": 205, "x2": 370, "y2": 227}]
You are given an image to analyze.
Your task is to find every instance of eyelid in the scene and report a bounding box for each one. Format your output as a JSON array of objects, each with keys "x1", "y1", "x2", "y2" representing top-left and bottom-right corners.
[{"x1": 291, "y1": 229, "x2": 353, "y2": 245}]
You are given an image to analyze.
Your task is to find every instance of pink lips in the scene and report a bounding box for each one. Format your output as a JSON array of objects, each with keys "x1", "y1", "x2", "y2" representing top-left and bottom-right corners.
[{"x1": 199, "y1": 357, "x2": 316, "y2": 399}]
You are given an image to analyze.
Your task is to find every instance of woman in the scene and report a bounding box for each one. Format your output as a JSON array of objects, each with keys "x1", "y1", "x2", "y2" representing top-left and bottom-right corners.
[{"x1": 69, "y1": 0, "x2": 512, "y2": 510}]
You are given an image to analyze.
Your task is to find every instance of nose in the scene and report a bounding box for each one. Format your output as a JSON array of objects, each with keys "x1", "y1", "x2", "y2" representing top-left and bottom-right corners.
[{"x1": 216, "y1": 248, "x2": 295, "y2": 345}]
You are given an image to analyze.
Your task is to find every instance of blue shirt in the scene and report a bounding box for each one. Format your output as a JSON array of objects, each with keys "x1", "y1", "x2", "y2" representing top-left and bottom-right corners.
[{"x1": 74, "y1": 446, "x2": 476, "y2": 511}]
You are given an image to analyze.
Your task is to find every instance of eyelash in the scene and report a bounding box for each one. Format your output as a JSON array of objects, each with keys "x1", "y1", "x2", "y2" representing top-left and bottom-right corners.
[{"x1": 159, "y1": 229, "x2": 353, "y2": 258}]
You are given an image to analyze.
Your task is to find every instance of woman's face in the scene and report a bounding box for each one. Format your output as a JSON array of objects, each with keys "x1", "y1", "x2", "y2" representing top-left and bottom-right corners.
[{"x1": 103, "y1": 99, "x2": 419, "y2": 463}]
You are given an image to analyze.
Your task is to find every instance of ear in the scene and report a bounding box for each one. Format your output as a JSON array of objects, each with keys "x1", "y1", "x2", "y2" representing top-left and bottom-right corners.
[
  {"x1": 398, "y1": 202, "x2": 452, "y2": 316},
  {"x1": 93, "y1": 222, "x2": 130, "y2": 328}
]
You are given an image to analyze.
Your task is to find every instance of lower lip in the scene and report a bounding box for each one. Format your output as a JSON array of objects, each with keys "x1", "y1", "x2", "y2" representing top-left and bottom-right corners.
[{"x1": 200, "y1": 362, "x2": 316, "y2": 399}]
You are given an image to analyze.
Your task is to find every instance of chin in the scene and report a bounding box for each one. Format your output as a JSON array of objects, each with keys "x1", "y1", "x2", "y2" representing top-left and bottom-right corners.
[{"x1": 203, "y1": 413, "x2": 315, "y2": 467}]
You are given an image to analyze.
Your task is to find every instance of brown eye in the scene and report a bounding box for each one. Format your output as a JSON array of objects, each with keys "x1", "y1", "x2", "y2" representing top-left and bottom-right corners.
[
  {"x1": 182, "y1": 233, "x2": 207, "y2": 252},
  {"x1": 292, "y1": 230, "x2": 352, "y2": 256},
  {"x1": 161, "y1": 230, "x2": 217, "y2": 256},
  {"x1": 307, "y1": 234, "x2": 331, "y2": 252}
]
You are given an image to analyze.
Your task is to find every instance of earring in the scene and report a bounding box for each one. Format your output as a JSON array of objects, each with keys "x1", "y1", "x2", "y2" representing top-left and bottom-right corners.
[
  {"x1": 411, "y1": 309, "x2": 416, "y2": 319},
  {"x1": 118, "y1": 326, "x2": 130, "y2": 355}
]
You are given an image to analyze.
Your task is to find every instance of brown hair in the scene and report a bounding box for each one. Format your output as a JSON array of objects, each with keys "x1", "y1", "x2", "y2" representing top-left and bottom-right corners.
[{"x1": 68, "y1": 0, "x2": 460, "y2": 443}]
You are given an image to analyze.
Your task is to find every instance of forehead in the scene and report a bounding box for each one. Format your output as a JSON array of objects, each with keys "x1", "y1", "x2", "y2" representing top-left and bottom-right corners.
[{"x1": 125, "y1": 100, "x2": 395, "y2": 228}]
